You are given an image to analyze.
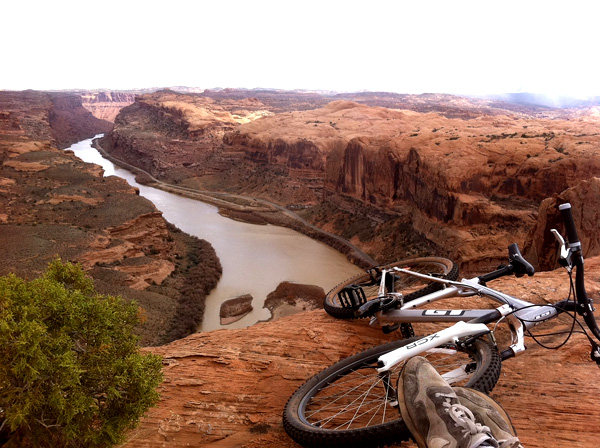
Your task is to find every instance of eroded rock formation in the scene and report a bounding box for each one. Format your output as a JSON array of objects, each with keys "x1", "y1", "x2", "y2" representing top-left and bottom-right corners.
[
  {"x1": 80, "y1": 90, "x2": 137, "y2": 122},
  {"x1": 263, "y1": 281, "x2": 325, "y2": 320},
  {"x1": 0, "y1": 90, "x2": 113, "y2": 147},
  {"x1": 101, "y1": 90, "x2": 600, "y2": 273},
  {"x1": 222, "y1": 101, "x2": 600, "y2": 271},
  {"x1": 0, "y1": 90, "x2": 221, "y2": 345},
  {"x1": 524, "y1": 177, "x2": 600, "y2": 270},
  {"x1": 100, "y1": 90, "x2": 273, "y2": 183},
  {"x1": 48, "y1": 91, "x2": 113, "y2": 147}
]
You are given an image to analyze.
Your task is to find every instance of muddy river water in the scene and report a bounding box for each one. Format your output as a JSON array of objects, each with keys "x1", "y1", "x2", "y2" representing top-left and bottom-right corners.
[{"x1": 66, "y1": 136, "x2": 362, "y2": 331}]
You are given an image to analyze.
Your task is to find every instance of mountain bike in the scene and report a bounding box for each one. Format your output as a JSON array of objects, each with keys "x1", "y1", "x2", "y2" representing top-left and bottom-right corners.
[{"x1": 283, "y1": 203, "x2": 600, "y2": 448}]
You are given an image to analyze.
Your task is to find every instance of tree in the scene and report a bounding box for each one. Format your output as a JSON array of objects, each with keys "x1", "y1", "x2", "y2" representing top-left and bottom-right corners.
[{"x1": 0, "y1": 259, "x2": 163, "y2": 447}]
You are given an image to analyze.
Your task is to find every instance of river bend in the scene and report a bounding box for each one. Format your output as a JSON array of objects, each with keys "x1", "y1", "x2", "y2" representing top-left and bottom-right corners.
[{"x1": 66, "y1": 136, "x2": 362, "y2": 331}]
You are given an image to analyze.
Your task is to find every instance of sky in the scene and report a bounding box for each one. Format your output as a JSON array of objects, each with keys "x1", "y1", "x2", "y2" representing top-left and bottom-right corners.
[{"x1": 2, "y1": 0, "x2": 600, "y2": 97}]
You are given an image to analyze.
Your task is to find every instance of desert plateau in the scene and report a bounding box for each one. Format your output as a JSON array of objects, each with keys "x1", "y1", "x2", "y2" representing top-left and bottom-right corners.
[{"x1": 101, "y1": 89, "x2": 600, "y2": 273}]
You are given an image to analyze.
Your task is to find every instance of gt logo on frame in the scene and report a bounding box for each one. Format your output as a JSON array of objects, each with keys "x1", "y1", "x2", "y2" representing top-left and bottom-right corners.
[{"x1": 422, "y1": 310, "x2": 466, "y2": 316}]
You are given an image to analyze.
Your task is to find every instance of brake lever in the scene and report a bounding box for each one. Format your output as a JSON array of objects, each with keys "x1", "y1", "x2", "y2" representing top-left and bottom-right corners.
[{"x1": 551, "y1": 229, "x2": 572, "y2": 269}]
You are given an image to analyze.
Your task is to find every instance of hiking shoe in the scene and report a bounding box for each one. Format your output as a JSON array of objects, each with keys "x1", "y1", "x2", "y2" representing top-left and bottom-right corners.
[
  {"x1": 397, "y1": 356, "x2": 498, "y2": 448},
  {"x1": 454, "y1": 387, "x2": 523, "y2": 448}
]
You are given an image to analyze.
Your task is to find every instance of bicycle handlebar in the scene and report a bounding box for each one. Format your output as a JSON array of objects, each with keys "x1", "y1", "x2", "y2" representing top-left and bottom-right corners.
[
  {"x1": 559, "y1": 203, "x2": 581, "y2": 249},
  {"x1": 558, "y1": 203, "x2": 600, "y2": 347},
  {"x1": 477, "y1": 243, "x2": 534, "y2": 284}
]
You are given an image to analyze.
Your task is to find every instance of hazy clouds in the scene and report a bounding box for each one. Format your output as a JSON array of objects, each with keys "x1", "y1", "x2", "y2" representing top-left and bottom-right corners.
[{"x1": 3, "y1": 0, "x2": 599, "y2": 96}]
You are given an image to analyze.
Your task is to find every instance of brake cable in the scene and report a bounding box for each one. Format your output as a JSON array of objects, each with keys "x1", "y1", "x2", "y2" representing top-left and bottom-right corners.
[{"x1": 502, "y1": 269, "x2": 600, "y2": 353}]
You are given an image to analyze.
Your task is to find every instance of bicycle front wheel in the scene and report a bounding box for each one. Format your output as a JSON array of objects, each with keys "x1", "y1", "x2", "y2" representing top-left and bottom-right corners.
[
  {"x1": 283, "y1": 336, "x2": 500, "y2": 448},
  {"x1": 324, "y1": 257, "x2": 458, "y2": 319}
]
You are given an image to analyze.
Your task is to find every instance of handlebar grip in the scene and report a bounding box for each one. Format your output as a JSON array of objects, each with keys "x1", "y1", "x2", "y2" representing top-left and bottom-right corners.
[{"x1": 558, "y1": 203, "x2": 580, "y2": 247}]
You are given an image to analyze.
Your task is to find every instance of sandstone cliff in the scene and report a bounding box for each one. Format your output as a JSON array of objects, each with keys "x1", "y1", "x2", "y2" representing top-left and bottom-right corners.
[
  {"x1": 80, "y1": 90, "x2": 137, "y2": 122},
  {"x1": 47, "y1": 91, "x2": 113, "y2": 147},
  {"x1": 221, "y1": 101, "x2": 600, "y2": 272},
  {"x1": 525, "y1": 177, "x2": 600, "y2": 270},
  {"x1": 122, "y1": 256, "x2": 600, "y2": 448},
  {"x1": 0, "y1": 90, "x2": 221, "y2": 345},
  {"x1": 0, "y1": 90, "x2": 112, "y2": 147},
  {"x1": 101, "y1": 90, "x2": 600, "y2": 273},
  {"x1": 100, "y1": 90, "x2": 272, "y2": 182}
]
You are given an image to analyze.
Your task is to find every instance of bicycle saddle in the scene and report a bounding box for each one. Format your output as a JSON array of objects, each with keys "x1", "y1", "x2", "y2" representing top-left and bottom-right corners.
[{"x1": 508, "y1": 243, "x2": 535, "y2": 277}]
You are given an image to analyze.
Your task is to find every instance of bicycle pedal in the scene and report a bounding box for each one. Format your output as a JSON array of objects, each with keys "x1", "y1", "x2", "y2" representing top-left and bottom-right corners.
[
  {"x1": 400, "y1": 323, "x2": 415, "y2": 339},
  {"x1": 338, "y1": 285, "x2": 367, "y2": 308}
]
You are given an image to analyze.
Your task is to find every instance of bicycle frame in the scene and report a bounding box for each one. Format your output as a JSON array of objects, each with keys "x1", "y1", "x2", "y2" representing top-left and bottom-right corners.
[
  {"x1": 375, "y1": 267, "x2": 565, "y2": 373},
  {"x1": 375, "y1": 202, "x2": 600, "y2": 373}
]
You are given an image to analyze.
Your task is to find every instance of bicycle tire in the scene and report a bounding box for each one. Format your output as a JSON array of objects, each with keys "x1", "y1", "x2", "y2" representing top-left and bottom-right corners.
[
  {"x1": 283, "y1": 335, "x2": 500, "y2": 448},
  {"x1": 324, "y1": 257, "x2": 459, "y2": 319}
]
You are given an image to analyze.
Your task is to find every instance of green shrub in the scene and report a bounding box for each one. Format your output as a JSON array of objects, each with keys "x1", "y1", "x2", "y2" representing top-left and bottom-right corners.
[{"x1": 0, "y1": 259, "x2": 163, "y2": 447}]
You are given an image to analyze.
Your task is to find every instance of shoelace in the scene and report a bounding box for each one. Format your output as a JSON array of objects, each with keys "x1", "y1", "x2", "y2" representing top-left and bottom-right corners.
[
  {"x1": 436, "y1": 393, "x2": 523, "y2": 448},
  {"x1": 436, "y1": 392, "x2": 494, "y2": 446}
]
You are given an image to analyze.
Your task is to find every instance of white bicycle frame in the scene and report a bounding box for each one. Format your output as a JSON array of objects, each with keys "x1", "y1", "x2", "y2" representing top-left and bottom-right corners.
[{"x1": 375, "y1": 267, "x2": 564, "y2": 373}]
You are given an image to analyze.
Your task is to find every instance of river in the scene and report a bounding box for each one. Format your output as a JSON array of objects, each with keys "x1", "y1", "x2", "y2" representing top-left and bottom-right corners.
[{"x1": 66, "y1": 136, "x2": 362, "y2": 331}]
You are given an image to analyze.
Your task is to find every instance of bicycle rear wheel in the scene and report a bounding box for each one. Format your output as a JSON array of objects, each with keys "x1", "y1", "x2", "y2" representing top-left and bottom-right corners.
[
  {"x1": 324, "y1": 257, "x2": 458, "y2": 319},
  {"x1": 283, "y1": 336, "x2": 500, "y2": 448}
]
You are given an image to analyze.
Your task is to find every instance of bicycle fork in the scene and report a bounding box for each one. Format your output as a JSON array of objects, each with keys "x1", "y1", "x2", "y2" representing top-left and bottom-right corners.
[
  {"x1": 376, "y1": 321, "x2": 491, "y2": 373},
  {"x1": 379, "y1": 371, "x2": 399, "y2": 408}
]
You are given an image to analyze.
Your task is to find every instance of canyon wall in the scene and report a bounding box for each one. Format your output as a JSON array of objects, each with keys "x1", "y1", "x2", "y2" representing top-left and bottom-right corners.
[
  {"x1": 47, "y1": 92, "x2": 114, "y2": 147},
  {"x1": 80, "y1": 90, "x2": 136, "y2": 122},
  {"x1": 0, "y1": 90, "x2": 221, "y2": 345},
  {"x1": 101, "y1": 90, "x2": 600, "y2": 272},
  {"x1": 0, "y1": 90, "x2": 112, "y2": 147},
  {"x1": 524, "y1": 177, "x2": 600, "y2": 270},
  {"x1": 222, "y1": 101, "x2": 600, "y2": 271},
  {"x1": 100, "y1": 90, "x2": 272, "y2": 183}
]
